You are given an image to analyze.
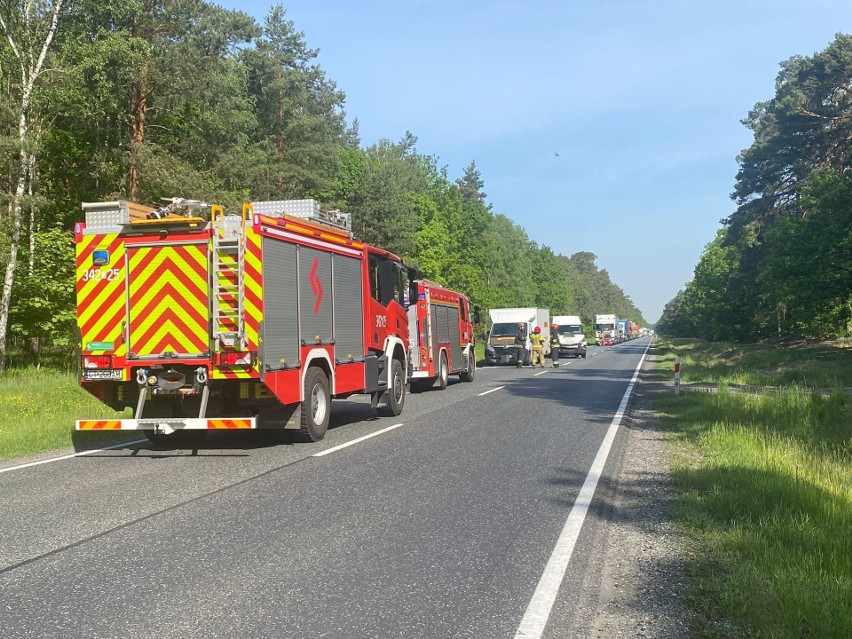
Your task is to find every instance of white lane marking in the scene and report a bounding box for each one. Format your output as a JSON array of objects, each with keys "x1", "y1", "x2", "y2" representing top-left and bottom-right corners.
[
  {"x1": 0, "y1": 439, "x2": 149, "y2": 474},
  {"x1": 514, "y1": 341, "x2": 650, "y2": 639},
  {"x1": 534, "y1": 369, "x2": 548, "y2": 376},
  {"x1": 312, "y1": 423, "x2": 404, "y2": 457},
  {"x1": 477, "y1": 386, "x2": 505, "y2": 397}
]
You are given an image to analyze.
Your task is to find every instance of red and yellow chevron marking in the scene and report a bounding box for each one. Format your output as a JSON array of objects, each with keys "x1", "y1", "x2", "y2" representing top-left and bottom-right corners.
[
  {"x1": 76, "y1": 234, "x2": 127, "y2": 356},
  {"x1": 211, "y1": 227, "x2": 262, "y2": 381},
  {"x1": 77, "y1": 420, "x2": 122, "y2": 430},
  {"x1": 214, "y1": 366, "x2": 254, "y2": 380},
  {"x1": 243, "y1": 227, "x2": 263, "y2": 352},
  {"x1": 127, "y1": 244, "x2": 210, "y2": 357},
  {"x1": 207, "y1": 419, "x2": 253, "y2": 429}
]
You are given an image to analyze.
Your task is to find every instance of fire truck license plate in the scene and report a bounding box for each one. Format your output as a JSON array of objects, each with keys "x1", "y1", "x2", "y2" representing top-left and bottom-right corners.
[{"x1": 84, "y1": 370, "x2": 123, "y2": 381}]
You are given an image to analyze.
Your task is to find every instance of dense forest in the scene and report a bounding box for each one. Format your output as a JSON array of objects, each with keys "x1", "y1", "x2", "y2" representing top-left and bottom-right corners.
[
  {"x1": 0, "y1": 1, "x2": 644, "y2": 370},
  {"x1": 657, "y1": 34, "x2": 852, "y2": 342}
]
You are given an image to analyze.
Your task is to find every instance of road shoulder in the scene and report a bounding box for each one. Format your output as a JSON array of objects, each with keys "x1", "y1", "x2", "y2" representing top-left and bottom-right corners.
[{"x1": 585, "y1": 345, "x2": 689, "y2": 638}]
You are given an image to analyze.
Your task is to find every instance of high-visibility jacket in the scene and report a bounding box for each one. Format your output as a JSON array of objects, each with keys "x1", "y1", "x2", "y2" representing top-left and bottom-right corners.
[{"x1": 529, "y1": 333, "x2": 546, "y2": 349}]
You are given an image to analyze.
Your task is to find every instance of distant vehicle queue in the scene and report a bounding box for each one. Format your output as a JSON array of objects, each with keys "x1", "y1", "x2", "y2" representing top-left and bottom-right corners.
[{"x1": 483, "y1": 308, "x2": 646, "y2": 367}]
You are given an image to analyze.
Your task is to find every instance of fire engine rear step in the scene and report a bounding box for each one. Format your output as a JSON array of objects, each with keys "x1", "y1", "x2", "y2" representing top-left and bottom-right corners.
[{"x1": 75, "y1": 418, "x2": 258, "y2": 431}]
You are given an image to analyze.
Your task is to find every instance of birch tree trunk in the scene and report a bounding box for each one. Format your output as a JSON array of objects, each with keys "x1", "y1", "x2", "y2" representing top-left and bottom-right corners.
[
  {"x1": 28, "y1": 131, "x2": 37, "y2": 275},
  {"x1": 0, "y1": 0, "x2": 64, "y2": 372}
]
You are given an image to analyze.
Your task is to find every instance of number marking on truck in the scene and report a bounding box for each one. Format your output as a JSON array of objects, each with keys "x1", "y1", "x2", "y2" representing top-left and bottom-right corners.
[{"x1": 82, "y1": 268, "x2": 120, "y2": 282}]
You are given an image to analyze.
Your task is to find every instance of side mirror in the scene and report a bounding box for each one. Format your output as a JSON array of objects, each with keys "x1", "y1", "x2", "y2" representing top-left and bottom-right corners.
[{"x1": 473, "y1": 306, "x2": 481, "y2": 325}]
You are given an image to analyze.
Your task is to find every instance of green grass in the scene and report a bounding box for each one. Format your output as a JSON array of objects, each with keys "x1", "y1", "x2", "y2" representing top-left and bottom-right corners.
[
  {"x1": 655, "y1": 337, "x2": 852, "y2": 388},
  {"x1": 0, "y1": 368, "x2": 132, "y2": 461},
  {"x1": 653, "y1": 337, "x2": 851, "y2": 638}
]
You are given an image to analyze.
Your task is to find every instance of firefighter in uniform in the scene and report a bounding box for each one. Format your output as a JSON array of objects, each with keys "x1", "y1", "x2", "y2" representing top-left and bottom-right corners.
[
  {"x1": 550, "y1": 324, "x2": 561, "y2": 367},
  {"x1": 514, "y1": 322, "x2": 527, "y2": 367},
  {"x1": 529, "y1": 326, "x2": 546, "y2": 368}
]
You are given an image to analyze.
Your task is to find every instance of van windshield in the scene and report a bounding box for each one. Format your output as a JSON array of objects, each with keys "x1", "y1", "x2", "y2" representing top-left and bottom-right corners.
[
  {"x1": 491, "y1": 322, "x2": 521, "y2": 337},
  {"x1": 557, "y1": 325, "x2": 583, "y2": 335}
]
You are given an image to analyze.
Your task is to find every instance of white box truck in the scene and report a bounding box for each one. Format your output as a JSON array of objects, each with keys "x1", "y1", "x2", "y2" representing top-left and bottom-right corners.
[
  {"x1": 551, "y1": 314, "x2": 587, "y2": 358},
  {"x1": 594, "y1": 313, "x2": 619, "y2": 346},
  {"x1": 485, "y1": 308, "x2": 550, "y2": 366}
]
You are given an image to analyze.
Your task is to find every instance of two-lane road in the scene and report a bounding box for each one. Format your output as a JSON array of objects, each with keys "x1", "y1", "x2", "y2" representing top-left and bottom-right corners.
[{"x1": 1, "y1": 338, "x2": 651, "y2": 638}]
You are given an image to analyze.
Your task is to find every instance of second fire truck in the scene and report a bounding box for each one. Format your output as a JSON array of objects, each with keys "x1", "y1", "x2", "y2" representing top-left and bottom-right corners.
[{"x1": 407, "y1": 279, "x2": 479, "y2": 390}]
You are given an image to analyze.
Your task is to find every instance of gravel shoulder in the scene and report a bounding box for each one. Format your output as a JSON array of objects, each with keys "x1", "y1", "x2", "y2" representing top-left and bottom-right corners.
[{"x1": 583, "y1": 344, "x2": 689, "y2": 638}]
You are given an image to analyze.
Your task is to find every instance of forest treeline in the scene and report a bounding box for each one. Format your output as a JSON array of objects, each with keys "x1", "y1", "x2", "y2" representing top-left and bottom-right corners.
[
  {"x1": 0, "y1": 1, "x2": 643, "y2": 370},
  {"x1": 658, "y1": 33, "x2": 852, "y2": 342}
]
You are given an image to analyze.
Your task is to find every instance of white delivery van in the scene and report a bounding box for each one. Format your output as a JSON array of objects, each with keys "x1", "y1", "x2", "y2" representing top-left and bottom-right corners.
[
  {"x1": 551, "y1": 315, "x2": 587, "y2": 358},
  {"x1": 485, "y1": 308, "x2": 550, "y2": 366}
]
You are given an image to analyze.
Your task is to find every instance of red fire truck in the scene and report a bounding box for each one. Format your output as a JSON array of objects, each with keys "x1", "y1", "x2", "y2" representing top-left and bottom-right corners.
[
  {"x1": 74, "y1": 198, "x2": 412, "y2": 444},
  {"x1": 407, "y1": 279, "x2": 479, "y2": 391}
]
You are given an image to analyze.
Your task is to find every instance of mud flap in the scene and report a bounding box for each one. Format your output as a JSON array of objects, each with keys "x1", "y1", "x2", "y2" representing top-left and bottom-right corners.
[{"x1": 257, "y1": 402, "x2": 300, "y2": 429}]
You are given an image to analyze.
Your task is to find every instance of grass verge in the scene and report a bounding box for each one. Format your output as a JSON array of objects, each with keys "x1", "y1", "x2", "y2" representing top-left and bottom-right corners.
[
  {"x1": 0, "y1": 368, "x2": 132, "y2": 461},
  {"x1": 652, "y1": 338, "x2": 851, "y2": 638}
]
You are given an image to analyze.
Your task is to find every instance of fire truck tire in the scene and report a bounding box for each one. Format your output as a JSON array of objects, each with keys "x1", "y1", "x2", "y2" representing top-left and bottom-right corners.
[
  {"x1": 460, "y1": 352, "x2": 475, "y2": 382},
  {"x1": 300, "y1": 367, "x2": 330, "y2": 441},
  {"x1": 437, "y1": 353, "x2": 449, "y2": 390},
  {"x1": 378, "y1": 359, "x2": 406, "y2": 416}
]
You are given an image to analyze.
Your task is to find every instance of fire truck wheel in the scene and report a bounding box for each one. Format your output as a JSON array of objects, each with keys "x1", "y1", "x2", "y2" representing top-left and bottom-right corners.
[
  {"x1": 437, "y1": 353, "x2": 449, "y2": 390},
  {"x1": 378, "y1": 359, "x2": 406, "y2": 416},
  {"x1": 300, "y1": 367, "x2": 330, "y2": 441},
  {"x1": 460, "y1": 352, "x2": 475, "y2": 382}
]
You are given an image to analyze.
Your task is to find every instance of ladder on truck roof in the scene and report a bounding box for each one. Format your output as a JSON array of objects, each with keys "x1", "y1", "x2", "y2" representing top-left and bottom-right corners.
[
  {"x1": 250, "y1": 199, "x2": 352, "y2": 233},
  {"x1": 211, "y1": 205, "x2": 247, "y2": 349}
]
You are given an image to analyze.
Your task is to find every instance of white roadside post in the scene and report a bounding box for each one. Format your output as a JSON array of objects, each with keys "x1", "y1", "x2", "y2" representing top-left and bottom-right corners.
[{"x1": 674, "y1": 357, "x2": 681, "y2": 395}]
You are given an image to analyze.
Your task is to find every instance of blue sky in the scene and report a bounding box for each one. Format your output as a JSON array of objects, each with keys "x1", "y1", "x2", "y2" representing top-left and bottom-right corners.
[{"x1": 219, "y1": 0, "x2": 852, "y2": 323}]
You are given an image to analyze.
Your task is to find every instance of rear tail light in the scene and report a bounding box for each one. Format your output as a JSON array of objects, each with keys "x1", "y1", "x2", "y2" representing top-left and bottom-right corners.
[
  {"x1": 83, "y1": 355, "x2": 112, "y2": 369},
  {"x1": 217, "y1": 351, "x2": 254, "y2": 366}
]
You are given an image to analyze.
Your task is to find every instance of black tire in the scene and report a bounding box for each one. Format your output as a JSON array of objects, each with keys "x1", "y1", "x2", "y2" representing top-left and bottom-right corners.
[
  {"x1": 459, "y1": 350, "x2": 475, "y2": 382},
  {"x1": 378, "y1": 359, "x2": 406, "y2": 416},
  {"x1": 524, "y1": 352, "x2": 531, "y2": 367},
  {"x1": 437, "y1": 352, "x2": 449, "y2": 390},
  {"x1": 300, "y1": 366, "x2": 330, "y2": 442}
]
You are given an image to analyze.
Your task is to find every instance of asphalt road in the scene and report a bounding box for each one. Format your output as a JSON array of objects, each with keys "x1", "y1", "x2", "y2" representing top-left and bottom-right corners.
[{"x1": 0, "y1": 338, "x2": 651, "y2": 639}]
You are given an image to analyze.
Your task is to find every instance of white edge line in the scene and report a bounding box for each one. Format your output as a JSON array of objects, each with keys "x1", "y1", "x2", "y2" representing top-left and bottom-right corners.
[
  {"x1": 478, "y1": 386, "x2": 505, "y2": 397},
  {"x1": 0, "y1": 438, "x2": 149, "y2": 474},
  {"x1": 514, "y1": 341, "x2": 650, "y2": 639},
  {"x1": 312, "y1": 423, "x2": 404, "y2": 457},
  {"x1": 534, "y1": 370, "x2": 549, "y2": 376}
]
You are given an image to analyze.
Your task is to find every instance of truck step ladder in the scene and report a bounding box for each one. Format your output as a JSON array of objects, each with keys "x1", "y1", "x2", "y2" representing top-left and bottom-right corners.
[{"x1": 211, "y1": 206, "x2": 246, "y2": 349}]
